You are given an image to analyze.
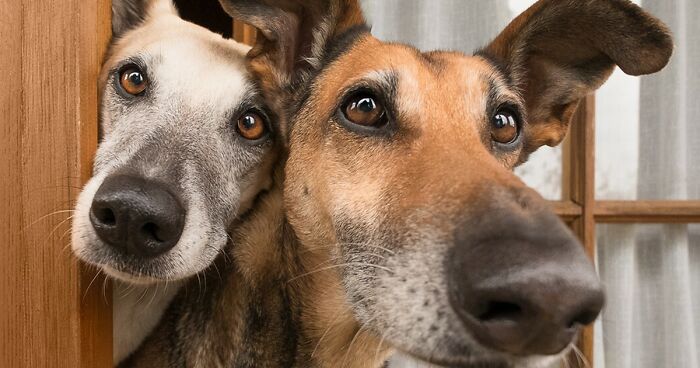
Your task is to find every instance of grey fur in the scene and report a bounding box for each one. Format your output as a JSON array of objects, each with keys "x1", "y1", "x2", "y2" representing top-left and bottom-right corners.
[
  {"x1": 112, "y1": 0, "x2": 150, "y2": 37},
  {"x1": 71, "y1": 3, "x2": 277, "y2": 363}
]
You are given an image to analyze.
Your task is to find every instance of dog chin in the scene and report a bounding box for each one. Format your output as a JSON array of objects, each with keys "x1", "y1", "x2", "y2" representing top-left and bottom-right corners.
[
  {"x1": 394, "y1": 346, "x2": 565, "y2": 368},
  {"x1": 101, "y1": 265, "x2": 166, "y2": 285}
]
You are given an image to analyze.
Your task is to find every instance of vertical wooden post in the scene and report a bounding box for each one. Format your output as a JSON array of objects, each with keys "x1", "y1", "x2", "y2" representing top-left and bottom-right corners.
[
  {"x1": 562, "y1": 95, "x2": 597, "y2": 365},
  {"x1": 233, "y1": 21, "x2": 258, "y2": 45},
  {"x1": 0, "y1": 1, "x2": 112, "y2": 367}
]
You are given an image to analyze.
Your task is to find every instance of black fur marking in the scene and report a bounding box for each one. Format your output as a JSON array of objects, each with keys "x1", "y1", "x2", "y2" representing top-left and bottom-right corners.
[
  {"x1": 322, "y1": 24, "x2": 371, "y2": 68},
  {"x1": 473, "y1": 51, "x2": 513, "y2": 87},
  {"x1": 174, "y1": 0, "x2": 233, "y2": 38},
  {"x1": 288, "y1": 25, "x2": 371, "y2": 133}
]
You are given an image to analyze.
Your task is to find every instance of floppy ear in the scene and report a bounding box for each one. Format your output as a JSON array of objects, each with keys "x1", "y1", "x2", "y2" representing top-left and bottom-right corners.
[
  {"x1": 480, "y1": 0, "x2": 673, "y2": 155},
  {"x1": 112, "y1": 0, "x2": 178, "y2": 37},
  {"x1": 218, "y1": 0, "x2": 366, "y2": 99}
]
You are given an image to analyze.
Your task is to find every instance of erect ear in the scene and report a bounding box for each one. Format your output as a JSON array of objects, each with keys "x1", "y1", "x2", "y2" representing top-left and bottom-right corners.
[
  {"x1": 480, "y1": 0, "x2": 673, "y2": 156},
  {"x1": 112, "y1": 0, "x2": 178, "y2": 38},
  {"x1": 218, "y1": 0, "x2": 367, "y2": 100}
]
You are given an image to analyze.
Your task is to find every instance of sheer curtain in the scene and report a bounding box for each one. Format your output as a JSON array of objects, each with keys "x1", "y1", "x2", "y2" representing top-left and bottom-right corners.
[
  {"x1": 595, "y1": 0, "x2": 700, "y2": 367},
  {"x1": 360, "y1": 1, "x2": 699, "y2": 367}
]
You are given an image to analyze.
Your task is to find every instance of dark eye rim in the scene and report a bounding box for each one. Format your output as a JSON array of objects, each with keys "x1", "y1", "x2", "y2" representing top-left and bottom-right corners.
[
  {"x1": 114, "y1": 62, "x2": 149, "y2": 98},
  {"x1": 336, "y1": 88, "x2": 393, "y2": 136},
  {"x1": 234, "y1": 108, "x2": 273, "y2": 145},
  {"x1": 490, "y1": 104, "x2": 523, "y2": 147}
]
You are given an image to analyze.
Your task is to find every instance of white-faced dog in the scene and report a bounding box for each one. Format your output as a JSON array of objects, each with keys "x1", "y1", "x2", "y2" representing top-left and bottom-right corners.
[{"x1": 70, "y1": 0, "x2": 277, "y2": 363}]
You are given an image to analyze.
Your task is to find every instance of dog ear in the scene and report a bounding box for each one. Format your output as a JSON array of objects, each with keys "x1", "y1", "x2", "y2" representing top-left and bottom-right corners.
[
  {"x1": 112, "y1": 0, "x2": 178, "y2": 37},
  {"x1": 480, "y1": 0, "x2": 673, "y2": 156},
  {"x1": 218, "y1": 0, "x2": 366, "y2": 98}
]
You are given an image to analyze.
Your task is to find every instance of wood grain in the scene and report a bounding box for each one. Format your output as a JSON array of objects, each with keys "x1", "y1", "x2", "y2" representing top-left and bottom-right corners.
[
  {"x1": 595, "y1": 200, "x2": 700, "y2": 223},
  {"x1": 561, "y1": 96, "x2": 597, "y2": 366},
  {"x1": 0, "y1": 0, "x2": 112, "y2": 366},
  {"x1": 233, "y1": 21, "x2": 258, "y2": 45},
  {"x1": 550, "y1": 200, "x2": 583, "y2": 222}
]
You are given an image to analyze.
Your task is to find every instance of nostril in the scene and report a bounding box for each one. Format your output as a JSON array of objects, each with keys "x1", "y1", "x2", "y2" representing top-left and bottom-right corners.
[
  {"x1": 478, "y1": 301, "x2": 523, "y2": 322},
  {"x1": 568, "y1": 307, "x2": 600, "y2": 329},
  {"x1": 94, "y1": 207, "x2": 117, "y2": 226},
  {"x1": 141, "y1": 222, "x2": 164, "y2": 243}
]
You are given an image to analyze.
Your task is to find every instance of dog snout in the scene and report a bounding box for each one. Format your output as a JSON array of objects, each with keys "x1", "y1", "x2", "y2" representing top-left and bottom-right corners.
[
  {"x1": 89, "y1": 175, "x2": 185, "y2": 257},
  {"x1": 447, "y1": 191, "x2": 604, "y2": 356}
]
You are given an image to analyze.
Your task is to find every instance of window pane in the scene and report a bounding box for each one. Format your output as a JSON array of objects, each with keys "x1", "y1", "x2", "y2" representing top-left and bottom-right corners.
[
  {"x1": 595, "y1": 223, "x2": 700, "y2": 368},
  {"x1": 514, "y1": 146, "x2": 562, "y2": 200},
  {"x1": 595, "y1": 0, "x2": 699, "y2": 200}
]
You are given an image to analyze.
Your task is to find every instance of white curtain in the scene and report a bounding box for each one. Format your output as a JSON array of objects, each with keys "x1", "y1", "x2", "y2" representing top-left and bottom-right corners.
[
  {"x1": 595, "y1": 0, "x2": 700, "y2": 367},
  {"x1": 361, "y1": 1, "x2": 700, "y2": 367}
]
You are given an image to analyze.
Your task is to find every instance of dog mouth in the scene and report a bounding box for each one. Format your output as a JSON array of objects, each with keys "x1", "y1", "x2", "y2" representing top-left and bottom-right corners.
[
  {"x1": 396, "y1": 348, "x2": 565, "y2": 368},
  {"x1": 76, "y1": 242, "x2": 186, "y2": 284},
  {"x1": 74, "y1": 230, "x2": 228, "y2": 284}
]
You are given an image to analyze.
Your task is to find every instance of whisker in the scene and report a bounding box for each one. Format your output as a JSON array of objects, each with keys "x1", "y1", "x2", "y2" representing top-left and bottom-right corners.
[
  {"x1": 341, "y1": 316, "x2": 376, "y2": 368},
  {"x1": 45, "y1": 215, "x2": 74, "y2": 243},
  {"x1": 288, "y1": 262, "x2": 394, "y2": 283},
  {"x1": 145, "y1": 282, "x2": 160, "y2": 310},
  {"x1": 102, "y1": 274, "x2": 110, "y2": 304},
  {"x1": 82, "y1": 269, "x2": 102, "y2": 302},
  {"x1": 373, "y1": 330, "x2": 388, "y2": 366},
  {"x1": 311, "y1": 312, "x2": 346, "y2": 359},
  {"x1": 572, "y1": 345, "x2": 590, "y2": 368},
  {"x1": 24, "y1": 209, "x2": 75, "y2": 231}
]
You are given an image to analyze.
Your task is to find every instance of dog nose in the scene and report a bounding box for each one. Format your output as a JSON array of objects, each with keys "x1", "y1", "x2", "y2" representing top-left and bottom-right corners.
[
  {"x1": 453, "y1": 258, "x2": 604, "y2": 355},
  {"x1": 447, "y1": 191, "x2": 604, "y2": 356},
  {"x1": 89, "y1": 175, "x2": 185, "y2": 257}
]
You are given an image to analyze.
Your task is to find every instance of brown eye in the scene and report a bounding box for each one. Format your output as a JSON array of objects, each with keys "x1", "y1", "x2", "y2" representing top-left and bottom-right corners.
[
  {"x1": 237, "y1": 112, "x2": 266, "y2": 141},
  {"x1": 491, "y1": 110, "x2": 519, "y2": 144},
  {"x1": 119, "y1": 66, "x2": 147, "y2": 95},
  {"x1": 342, "y1": 92, "x2": 387, "y2": 127}
]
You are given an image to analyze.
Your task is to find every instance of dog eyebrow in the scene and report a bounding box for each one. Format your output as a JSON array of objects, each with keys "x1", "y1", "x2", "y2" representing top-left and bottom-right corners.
[
  {"x1": 473, "y1": 51, "x2": 512, "y2": 87},
  {"x1": 339, "y1": 69, "x2": 398, "y2": 110},
  {"x1": 483, "y1": 72, "x2": 523, "y2": 120},
  {"x1": 229, "y1": 88, "x2": 272, "y2": 120}
]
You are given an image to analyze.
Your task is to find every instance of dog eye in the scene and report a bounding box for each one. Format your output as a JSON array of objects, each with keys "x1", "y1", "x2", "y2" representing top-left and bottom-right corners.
[
  {"x1": 119, "y1": 66, "x2": 148, "y2": 96},
  {"x1": 237, "y1": 112, "x2": 266, "y2": 141},
  {"x1": 491, "y1": 109, "x2": 519, "y2": 144},
  {"x1": 341, "y1": 92, "x2": 387, "y2": 127}
]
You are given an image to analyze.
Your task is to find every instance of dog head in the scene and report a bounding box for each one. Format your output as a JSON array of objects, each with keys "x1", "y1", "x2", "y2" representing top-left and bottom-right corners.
[
  {"x1": 71, "y1": 0, "x2": 277, "y2": 284},
  {"x1": 222, "y1": 0, "x2": 672, "y2": 366}
]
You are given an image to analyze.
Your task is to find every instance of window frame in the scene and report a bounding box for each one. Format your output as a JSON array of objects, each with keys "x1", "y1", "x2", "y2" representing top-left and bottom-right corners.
[{"x1": 556, "y1": 95, "x2": 700, "y2": 365}]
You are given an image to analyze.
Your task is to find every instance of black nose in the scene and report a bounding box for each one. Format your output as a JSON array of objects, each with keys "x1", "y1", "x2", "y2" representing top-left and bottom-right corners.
[
  {"x1": 448, "y1": 190, "x2": 604, "y2": 356},
  {"x1": 89, "y1": 175, "x2": 185, "y2": 257}
]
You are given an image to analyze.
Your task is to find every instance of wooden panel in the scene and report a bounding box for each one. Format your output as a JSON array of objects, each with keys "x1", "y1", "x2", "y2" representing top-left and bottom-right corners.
[
  {"x1": 233, "y1": 21, "x2": 258, "y2": 45},
  {"x1": 595, "y1": 200, "x2": 700, "y2": 223},
  {"x1": 0, "y1": 0, "x2": 26, "y2": 365},
  {"x1": 550, "y1": 200, "x2": 583, "y2": 222},
  {"x1": 561, "y1": 96, "x2": 596, "y2": 365},
  {"x1": 78, "y1": 1, "x2": 114, "y2": 366},
  {"x1": 0, "y1": 0, "x2": 112, "y2": 367}
]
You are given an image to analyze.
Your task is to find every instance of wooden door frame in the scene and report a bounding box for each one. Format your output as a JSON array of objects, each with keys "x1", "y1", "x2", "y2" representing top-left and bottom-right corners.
[{"x1": 1, "y1": 0, "x2": 112, "y2": 366}]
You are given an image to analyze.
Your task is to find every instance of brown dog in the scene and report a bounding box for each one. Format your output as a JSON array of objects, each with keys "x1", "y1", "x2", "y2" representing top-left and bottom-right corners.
[
  {"x1": 123, "y1": 0, "x2": 672, "y2": 367},
  {"x1": 218, "y1": 0, "x2": 671, "y2": 366}
]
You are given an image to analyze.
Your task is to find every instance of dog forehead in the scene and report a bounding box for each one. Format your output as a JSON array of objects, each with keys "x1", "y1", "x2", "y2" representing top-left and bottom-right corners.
[
  {"x1": 147, "y1": 39, "x2": 251, "y2": 106},
  {"x1": 326, "y1": 37, "x2": 497, "y2": 104},
  {"x1": 315, "y1": 39, "x2": 496, "y2": 127},
  {"x1": 105, "y1": 16, "x2": 253, "y2": 109}
]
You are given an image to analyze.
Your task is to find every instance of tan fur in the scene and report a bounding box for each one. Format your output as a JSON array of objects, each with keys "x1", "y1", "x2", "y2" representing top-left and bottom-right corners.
[
  {"x1": 216, "y1": 0, "x2": 672, "y2": 366},
  {"x1": 127, "y1": 0, "x2": 672, "y2": 366}
]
